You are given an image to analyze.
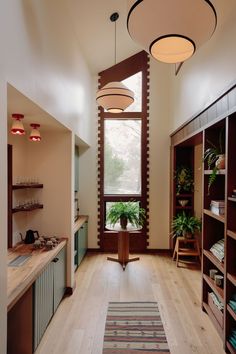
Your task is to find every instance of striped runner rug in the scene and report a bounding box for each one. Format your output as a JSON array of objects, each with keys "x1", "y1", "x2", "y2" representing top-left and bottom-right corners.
[{"x1": 103, "y1": 302, "x2": 170, "y2": 353}]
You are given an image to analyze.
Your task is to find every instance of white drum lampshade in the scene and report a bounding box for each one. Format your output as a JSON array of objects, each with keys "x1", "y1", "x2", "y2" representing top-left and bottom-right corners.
[
  {"x1": 96, "y1": 81, "x2": 134, "y2": 113},
  {"x1": 127, "y1": 0, "x2": 217, "y2": 64}
]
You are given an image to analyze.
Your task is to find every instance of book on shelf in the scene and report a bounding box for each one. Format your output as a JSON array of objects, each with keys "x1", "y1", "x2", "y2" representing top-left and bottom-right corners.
[
  {"x1": 210, "y1": 205, "x2": 225, "y2": 216},
  {"x1": 211, "y1": 200, "x2": 225, "y2": 207}
]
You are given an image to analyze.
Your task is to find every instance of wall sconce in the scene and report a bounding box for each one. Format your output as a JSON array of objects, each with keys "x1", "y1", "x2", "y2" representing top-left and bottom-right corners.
[
  {"x1": 29, "y1": 123, "x2": 41, "y2": 142},
  {"x1": 11, "y1": 113, "x2": 25, "y2": 135}
]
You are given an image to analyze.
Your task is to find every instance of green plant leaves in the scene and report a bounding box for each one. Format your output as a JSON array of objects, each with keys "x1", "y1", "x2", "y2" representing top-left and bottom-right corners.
[
  {"x1": 106, "y1": 201, "x2": 146, "y2": 228},
  {"x1": 172, "y1": 212, "x2": 201, "y2": 238}
]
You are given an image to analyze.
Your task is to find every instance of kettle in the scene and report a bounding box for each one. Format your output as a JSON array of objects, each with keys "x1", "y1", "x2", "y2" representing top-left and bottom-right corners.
[{"x1": 20, "y1": 230, "x2": 39, "y2": 244}]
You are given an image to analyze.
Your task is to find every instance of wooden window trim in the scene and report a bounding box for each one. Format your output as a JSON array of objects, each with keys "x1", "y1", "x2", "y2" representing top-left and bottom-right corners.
[{"x1": 97, "y1": 51, "x2": 150, "y2": 252}]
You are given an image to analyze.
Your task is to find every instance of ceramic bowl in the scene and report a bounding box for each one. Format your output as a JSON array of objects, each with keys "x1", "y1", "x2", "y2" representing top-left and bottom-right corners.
[{"x1": 178, "y1": 199, "x2": 189, "y2": 207}]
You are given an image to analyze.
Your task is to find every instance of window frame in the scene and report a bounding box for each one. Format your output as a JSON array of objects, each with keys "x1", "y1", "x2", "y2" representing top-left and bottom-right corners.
[{"x1": 97, "y1": 51, "x2": 150, "y2": 252}]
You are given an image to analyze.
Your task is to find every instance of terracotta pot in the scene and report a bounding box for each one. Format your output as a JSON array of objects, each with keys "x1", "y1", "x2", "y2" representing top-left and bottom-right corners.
[
  {"x1": 184, "y1": 232, "x2": 193, "y2": 239},
  {"x1": 215, "y1": 154, "x2": 225, "y2": 169},
  {"x1": 120, "y1": 217, "x2": 128, "y2": 230}
]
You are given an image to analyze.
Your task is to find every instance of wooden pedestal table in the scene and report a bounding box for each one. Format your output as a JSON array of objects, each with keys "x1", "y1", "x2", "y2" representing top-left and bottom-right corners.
[
  {"x1": 172, "y1": 236, "x2": 201, "y2": 267},
  {"x1": 107, "y1": 227, "x2": 140, "y2": 270}
]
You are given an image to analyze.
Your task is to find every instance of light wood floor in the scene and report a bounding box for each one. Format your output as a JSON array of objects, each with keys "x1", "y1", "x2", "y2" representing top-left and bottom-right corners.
[{"x1": 36, "y1": 253, "x2": 225, "y2": 354}]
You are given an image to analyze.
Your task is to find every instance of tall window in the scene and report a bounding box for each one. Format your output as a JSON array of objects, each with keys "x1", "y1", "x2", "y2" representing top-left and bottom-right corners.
[{"x1": 98, "y1": 51, "x2": 149, "y2": 252}]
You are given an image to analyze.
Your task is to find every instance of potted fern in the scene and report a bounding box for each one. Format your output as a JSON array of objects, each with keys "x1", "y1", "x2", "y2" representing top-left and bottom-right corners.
[
  {"x1": 106, "y1": 201, "x2": 146, "y2": 230},
  {"x1": 203, "y1": 127, "x2": 225, "y2": 194},
  {"x1": 172, "y1": 212, "x2": 201, "y2": 239}
]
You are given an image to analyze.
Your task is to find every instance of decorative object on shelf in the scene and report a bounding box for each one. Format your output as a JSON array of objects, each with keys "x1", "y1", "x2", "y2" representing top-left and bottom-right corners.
[
  {"x1": 210, "y1": 200, "x2": 225, "y2": 216},
  {"x1": 171, "y1": 211, "x2": 201, "y2": 239},
  {"x1": 106, "y1": 201, "x2": 146, "y2": 230},
  {"x1": 29, "y1": 123, "x2": 41, "y2": 142},
  {"x1": 96, "y1": 12, "x2": 134, "y2": 113},
  {"x1": 210, "y1": 238, "x2": 224, "y2": 263},
  {"x1": 11, "y1": 113, "x2": 25, "y2": 135},
  {"x1": 178, "y1": 199, "x2": 189, "y2": 207},
  {"x1": 126, "y1": 0, "x2": 217, "y2": 64},
  {"x1": 209, "y1": 269, "x2": 218, "y2": 280},
  {"x1": 175, "y1": 165, "x2": 194, "y2": 195},
  {"x1": 214, "y1": 274, "x2": 224, "y2": 288},
  {"x1": 203, "y1": 127, "x2": 225, "y2": 194}
]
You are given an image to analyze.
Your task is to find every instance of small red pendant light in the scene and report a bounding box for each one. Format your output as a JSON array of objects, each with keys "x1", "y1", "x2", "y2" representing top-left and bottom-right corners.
[
  {"x1": 11, "y1": 113, "x2": 25, "y2": 135},
  {"x1": 29, "y1": 123, "x2": 41, "y2": 142}
]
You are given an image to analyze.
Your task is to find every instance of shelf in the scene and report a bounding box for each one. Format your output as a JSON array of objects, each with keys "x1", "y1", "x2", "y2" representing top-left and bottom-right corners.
[
  {"x1": 227, "y1": 341, "x2": 236, "y2": 354},
  {"x1": 227, "y1": 304, "x2": 236, "y2": 322},
  {"x1": 202, "y1": 302, "x2": 224, "y2": 339},
  {"x1": 12, "y1": 205, "x2": 43, "y2": 213},
  {"x1": 204, "y1": 169, "x2": 225, "y2": 175},
  {"x1": 228, "y1": 197, "x2": 236, "y2": 203},
  {"x1": 228, "y1": 230, "x2": 236, "y2": 241},
  {"x1": 176, "y1": 194, "x2": 193, "y2": 198},
  {"x1": 203, "y1": 250, "x2": 224, "y2": 273},
  {"x1": 227, "y1": 273, "x2": 236, "y2": 287},
  {"x1": 203, "y1": 274, "x2": 224, "y2": 303},
  {"x1": 175, "y1": 206, "x2": 192, "y2": 210},
  {"x1": 203, "y1": 209, "x2": 225, "y2": 223},
  {"x1": 12, "y1": 184, "x2": 43, "y2": 190}
]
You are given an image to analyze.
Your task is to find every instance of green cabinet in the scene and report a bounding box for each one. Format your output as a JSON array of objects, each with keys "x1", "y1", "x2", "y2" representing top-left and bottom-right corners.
[
  {"x1": 34, "y1": 246, "x2": 66, "y2": 351},
  {"x1": 74, "y1": 221, "x2": 88, "y2": 271}
]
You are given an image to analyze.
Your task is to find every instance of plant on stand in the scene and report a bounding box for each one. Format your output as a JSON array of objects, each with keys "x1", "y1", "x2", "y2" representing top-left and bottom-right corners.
[
  {"x1": 172, "y1": 212, "x2": 201, "y2": 239},
  {"x1": 106, "y1": 201, "x2": 146, "y2": 230}
]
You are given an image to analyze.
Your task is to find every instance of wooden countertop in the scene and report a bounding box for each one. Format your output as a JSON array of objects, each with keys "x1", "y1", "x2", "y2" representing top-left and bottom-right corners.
[
  {"x1": 74, "y1": 215, "x2": 88, "y2": 233},
  {"x1": 7, "y1": 239, "x2": 67, "y2": 311}
]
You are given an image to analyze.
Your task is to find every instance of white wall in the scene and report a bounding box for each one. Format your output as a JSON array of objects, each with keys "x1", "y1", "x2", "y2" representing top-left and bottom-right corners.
[
  {"x1": 0, "y1": 1, "x2": 93, "y2": 351},
  {"x1": 149, "y1": 59, "x2": 171, "y2": 249},
  {"x1": 170, "y1": 4, "x2": 236, "y2": 131}
]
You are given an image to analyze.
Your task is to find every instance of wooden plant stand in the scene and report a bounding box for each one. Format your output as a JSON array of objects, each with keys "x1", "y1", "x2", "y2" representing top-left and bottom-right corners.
[
  {"x1": 172, "y1": 237, "x2": 201, "y2": 267},
  {"x1": 107, "y1": 230, "x2": 139, "y2": 270}
]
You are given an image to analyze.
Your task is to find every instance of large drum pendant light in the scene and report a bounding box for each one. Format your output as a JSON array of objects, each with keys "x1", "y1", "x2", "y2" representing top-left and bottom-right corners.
[
  {"x1": 96, "y1": 13, "x2": 134, "y2": 113},
  {"x1": 127, "y1": 0, "x2": 217, "y2": 64}
]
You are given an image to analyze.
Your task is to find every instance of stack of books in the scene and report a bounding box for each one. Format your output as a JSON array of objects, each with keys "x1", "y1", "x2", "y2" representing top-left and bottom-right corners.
[{"x1": 210, "y1": 200, "x2": 225, "y2": 216}]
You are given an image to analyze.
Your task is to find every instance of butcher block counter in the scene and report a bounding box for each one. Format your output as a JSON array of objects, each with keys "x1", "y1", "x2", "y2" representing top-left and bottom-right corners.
[
  {"x1": 7, "y1": 239, "x2": 67, "y2": 311},
  {"x1": 74, "y1": 214, "x2": 88, "y2": 233}
]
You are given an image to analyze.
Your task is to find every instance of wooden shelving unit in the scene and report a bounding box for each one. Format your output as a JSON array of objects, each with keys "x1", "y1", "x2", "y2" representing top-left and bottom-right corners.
[
  {"x1": 202, "y1": 114, "x2": 236, "y2": 352},
  {"x1": 12, "y1": 184, "x2": 43, "y2": 190},
  {"x1": 12, "y1": 204, "x2": 43, "y2": 213}
]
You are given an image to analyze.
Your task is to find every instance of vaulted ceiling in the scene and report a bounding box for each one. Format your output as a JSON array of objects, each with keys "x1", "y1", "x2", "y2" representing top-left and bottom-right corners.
[{"x1": 66, "y1": 0, "x2": 236, "y2": 74}]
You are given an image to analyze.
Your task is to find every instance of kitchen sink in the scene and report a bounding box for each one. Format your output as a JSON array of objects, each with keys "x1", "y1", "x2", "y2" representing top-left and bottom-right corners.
[{"x1": 8, "y1": 254, "x2": 32, "y2": 267}]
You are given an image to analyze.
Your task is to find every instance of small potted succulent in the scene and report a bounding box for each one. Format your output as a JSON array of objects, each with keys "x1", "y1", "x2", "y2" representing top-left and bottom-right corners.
[
  {"x1": 172, "y1": 212, "x2": 201, "y2": 239},
  {"x1": 106, "y1": 201, "x2": 146, "y2": 230}
]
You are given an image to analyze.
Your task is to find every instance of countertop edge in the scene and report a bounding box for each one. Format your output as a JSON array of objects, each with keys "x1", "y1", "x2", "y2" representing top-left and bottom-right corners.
[
  {"x1": 8, "y1": 239, "x2": 67, "y2": 311},
  {"x1": 74, "y1": 215, "x2": 88, "y2": 233}
]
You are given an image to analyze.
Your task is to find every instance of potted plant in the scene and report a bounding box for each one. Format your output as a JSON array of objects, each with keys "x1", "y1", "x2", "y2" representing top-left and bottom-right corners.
[
  {"x1": 175, "y1": 166, "x2": 194, "y2": 195},
  {"x1": 106, "y1": 201, "x2": 146, "y2": 230},
  {"x1": 172, "y1": 212, "x2": 201, "y2": 239},
  {"x1": 203, "y1": 127, "x2": 225, "y2": 194}
]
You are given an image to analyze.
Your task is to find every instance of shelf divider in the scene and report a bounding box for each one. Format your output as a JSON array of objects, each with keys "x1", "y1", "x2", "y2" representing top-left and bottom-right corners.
[
  {"x1": 203, "y1": 274, "x2": 224, "y2": 303},
  {"x1": 203, "y1": 209, "x2": 225, "y2": 223},
  {"x1": 203, "y1": 250, "x2": 224, "y2": 273}
]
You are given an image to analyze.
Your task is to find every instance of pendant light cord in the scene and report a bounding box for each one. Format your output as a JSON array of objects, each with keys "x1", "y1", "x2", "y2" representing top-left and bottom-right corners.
[
  {"x1": 110, "y1": 12, "x2": 119, "y2": 66},
  {"x1": 115, "y1": 19, "x2": 117, "y2": 65}
]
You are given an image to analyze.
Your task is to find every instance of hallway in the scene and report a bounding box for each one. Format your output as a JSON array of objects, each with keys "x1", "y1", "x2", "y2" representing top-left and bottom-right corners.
[{"x1": 36, "y1": 253, "x2": 225, "y2": 354}]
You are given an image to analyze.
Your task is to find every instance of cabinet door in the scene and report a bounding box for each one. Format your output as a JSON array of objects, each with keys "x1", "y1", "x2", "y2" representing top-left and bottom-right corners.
[
  {"x1": 53, "y1": 246, "x2": 66, "y2": 312},
  {"x1": 34, "y1": 262, "x2": 54, "y2": 351}
]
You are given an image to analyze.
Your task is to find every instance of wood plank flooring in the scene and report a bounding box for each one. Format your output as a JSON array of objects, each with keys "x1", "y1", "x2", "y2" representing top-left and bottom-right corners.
[{"x1": 35, "y1": 253, "x2": 226, "y2": 354}]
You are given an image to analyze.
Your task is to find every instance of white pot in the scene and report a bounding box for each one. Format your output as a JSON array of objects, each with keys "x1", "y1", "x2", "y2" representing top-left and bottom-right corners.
[{"x1": 215, "y1": 154, "x2": 225, "y2": 169}]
